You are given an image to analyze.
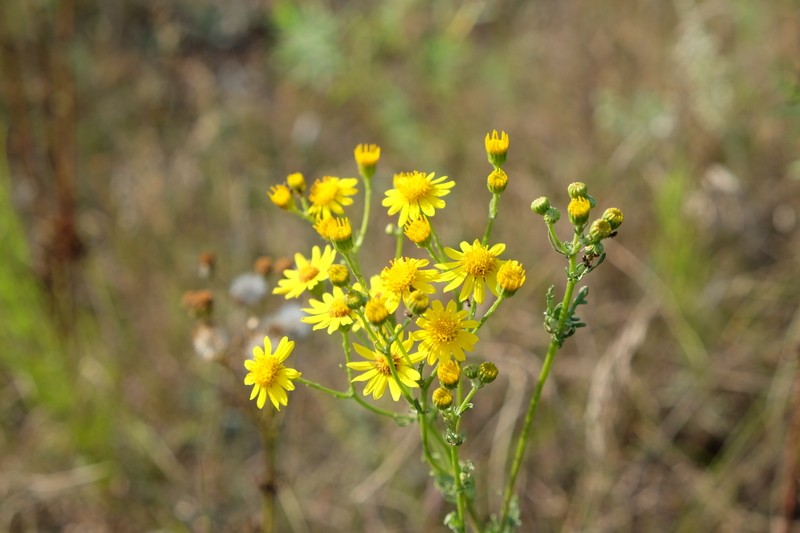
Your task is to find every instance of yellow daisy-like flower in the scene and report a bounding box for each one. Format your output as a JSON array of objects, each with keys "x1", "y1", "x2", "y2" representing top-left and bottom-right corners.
[
  {"x1": 347, "y1": 335, "x2": 424, "y2": 401},
  {"x1": 244, "y1": 336, "x2": 301, "y2": 410},
  {"x1": 308, "y1": 176, "x2": 358, "y2": 219},
  {"x1": 380, "y1": 257, "x2": 440, "y2": 312},
  {"x1": 382, "y1": 171, "x2": 454, "y2": 226},
  {"x1": 301, "y1": 286, "x2": 359, "y2": 334},
  {"x1": 412, "y1": 300, "x2": 479, "y2": 365},
  {"x1": 437, "y1": 240, "x2": 506, "y2": 304},
  {"x1": 273, "y1": 245, "x2": 337, "y2": 299}
]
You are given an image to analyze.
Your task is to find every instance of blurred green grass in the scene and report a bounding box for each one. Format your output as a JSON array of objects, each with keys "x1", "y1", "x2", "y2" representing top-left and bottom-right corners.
[{"x1": 1, "y1": 0, "x2": 799, "y2": 531}]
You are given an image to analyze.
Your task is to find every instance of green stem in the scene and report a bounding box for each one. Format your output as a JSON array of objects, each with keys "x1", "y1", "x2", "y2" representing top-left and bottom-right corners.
[
  {"x1": 395, "y1": 230, "x2": 404, "y2": 259},
  {"x1": 354, "y1": 177, "x2": 373, "y2": 252},
  {"x1": 482, "y1": 193, "x2": 500, "y2": 246},
  {"x1": 296, "y1": 377, "x2": 403, "y2": 421},
  {"x1": 419, "y1": 383, "x2": 449, "y2": 476},
  {"x1": 471, "y1": 296, "x2": 504, "y2": 334},
  {"x1": 429, "y1": 224, "x2": 448, "y2": 262},
  {"x1": 498, "y1": 238, "x2": 580, "y2": 530},
  {"x1": 450, "y1": 445, "x2": 467, "y2": 533}
]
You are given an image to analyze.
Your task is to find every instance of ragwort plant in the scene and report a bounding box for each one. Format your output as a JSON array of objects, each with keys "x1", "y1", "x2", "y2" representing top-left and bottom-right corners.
[{"x1": 185, "y1": 131, "x2": 623, "y2": 532}]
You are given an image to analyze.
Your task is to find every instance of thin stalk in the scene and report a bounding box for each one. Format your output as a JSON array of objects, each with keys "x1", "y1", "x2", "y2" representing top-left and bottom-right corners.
[
  {"x1": 498, "y1": 238, "x2": 579, "y2": 529},
  {"x1": 471, "y1": 296, "x2": 504, "y2": 334},
  {"x1": 258, "y1": 409, "x2": 278, "y2": 533},
  {"x1": 450, "y1": 445, "x2": 467, "y2": 533},
  {"x1": 482, "y1": 193, "x2": 500, "y2": 246},
  {"x1": 354, "y1": 177, "x2": 373, "y2": 252}
]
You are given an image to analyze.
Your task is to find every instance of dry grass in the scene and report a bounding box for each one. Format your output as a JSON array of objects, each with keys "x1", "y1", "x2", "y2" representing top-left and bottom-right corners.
[{"x1": 1, "y1": 0, "x2": 799, "y2": 531}]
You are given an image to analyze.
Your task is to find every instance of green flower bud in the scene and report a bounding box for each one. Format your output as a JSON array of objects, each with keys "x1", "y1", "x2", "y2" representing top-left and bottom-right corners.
[
  {"x1": 567, "y1": 182, "x2": 588, "y2": 199},
  {"x1": 346, "y1": 290, "x2": 367, "y2": 310},
  {"x1": 531, "y1": 196, "x2": 551, "y2": 216},
  {"x1": 463, "y1": 364, "x2": 480, "y2": 380},
  {"x1": 478, "y1": 362, "x2": 498, "y2": 384},
  {"x1": 544, "y1": 207, "x2": 561, "y2": 225},
  {"x1": 602, "y1": 207, "x2": 624, "y2": 230},
  {"x1": 589, "y1": 218, "x2": 612, "y2": 243},
  {"x1": 487, "y1": 168, "x2": 508, "y2": 194}
]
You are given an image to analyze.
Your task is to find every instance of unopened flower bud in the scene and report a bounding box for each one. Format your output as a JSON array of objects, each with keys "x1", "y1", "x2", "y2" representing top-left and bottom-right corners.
[
  {"x1": 497, "y1": 260, "x2": 526, "y2": 297},
  {"x1": 268, "y1": 184, "x2": 294, "y2": 210},
  {"x1": 531, "y1": 197, "x2": 550, "y2": 216},
  {"x1": 567, "y1": 182, "x2": 588, "y2": 199},
  {"x1": 567, "y1": 196, "x2": 591, "y2": 228},
  {"x1": 544, "y1": 207, "x2": 561, "y2": 225},
  {"x1": 602, "y1": 207, "x2": 624, "y2": 230},
  {"x1": 346, "y1": 290, "x2": 367, "y2": 310},
  {"x1": 432, "y1": 387, "x2": 453, "y2": 410},
  {"x1": 463, "y1": 364, "x2": 480, "y2": 380},
  {"x1": 327, "y1": 264, "x2": 350, "y2": 287},
  {"x1": 404, "y1": 217, "x2": 431, "y2": 246},
  {"x1": 487, "y1": 168, "x2": 508, "y2": 194},
  {"x1": 406, "y1": 290, "x2": 429, "y2": 315},
  {"x1": 286, "y1": 172, "x2": 306, "y2": 193},
  {"x1": 478, "y1": 362, "x2": 498, "y2": 384},
  {"x1": 364, "y1": 298, "x2": 390, "y2": 325},
  {"x1": 589, "y1": 218, "x2": 612, "y2": 243},
  {"x1": 437, "y1": 360, "x2": 461, "y2": 389}
]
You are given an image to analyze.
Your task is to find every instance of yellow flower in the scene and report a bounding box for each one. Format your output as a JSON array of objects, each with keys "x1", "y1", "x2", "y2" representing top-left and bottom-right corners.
[
  {"x1": 485, "y1": 130, "x2": 509, "y2": 167},
  {"x1": 567, "y1": 196, "x2": 591, "y2": 227},
  {"x1": 379, "y1": 257, "x2": 440, "y2": 312},
  {"x1": 286, "y1": 172, "x2": 306, "y2": 193},
  {"x1": 313, "y1": 216, "x2": 353, "y2": 249},
  {"x1": 273, "y1": 245, "x2": 337, "y2": 299},
  {"x1": 347, "y1": 335, "x2": 424, "y2": 401},
  {"x1": 382, "y1": 171, "x2": 454, "y2": 226},
  {"x1": 412, "y1": 300, "x2": 479, "y2": 365},
  {"x1": 496, "y1": 260, "x2": 526, "y2": 296},
  {"x1": 301, "y1": 286, "x2": 359, "y2": 334},
  {"x1": 308, "y1": 176, "x2": 358, "y2": 219},
  {"x1": 404, "y1": 217, "x2": 431, "y2": 245},
  {"x1": 437, "y1": 240, "x2": 506, "y2": 304},
  {"x1": 354, "y1": 144, "x2": 381, "y2": 178},
  {"x1": 268, "y1": 184, "x2": 294, "y2": 210},
  {"x1": 244, "y1": 336, "x2": 301, "y2": 410}
]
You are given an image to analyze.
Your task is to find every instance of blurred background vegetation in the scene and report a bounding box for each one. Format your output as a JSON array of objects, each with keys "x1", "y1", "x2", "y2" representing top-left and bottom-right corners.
[{"x1": 1, "y1": 0, "x2": 799, "y2": 531}]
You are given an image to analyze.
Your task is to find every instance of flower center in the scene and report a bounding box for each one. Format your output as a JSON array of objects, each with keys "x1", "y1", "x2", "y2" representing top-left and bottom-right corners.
[
  {"x1": 374, "y1": 353, "x2": 400, "y2": 376},
  {"x1": 395, "y1": 172, "x2": 432, "y2": 203},
  {"x1": 254, "y1": 358, "x2": 282, "y2": 387},
  {"x1": 429, "y1": 316, "x2": 459, "y2": 344},
  {"x1": 311, "y1": 180, "x2": 339, "y2": 206},
  {"x1": 329, "y1": 298, "x2": 351, "y2": 318},
  {"x1": 382, "y1": 260, "x2": 417, "y2": 293},
  {"x1": 462, "y1": 247, "x2": 496, "y2": 278},
  {"x1": 298, "y1": 265, "x2": 320, "y2": 283}
]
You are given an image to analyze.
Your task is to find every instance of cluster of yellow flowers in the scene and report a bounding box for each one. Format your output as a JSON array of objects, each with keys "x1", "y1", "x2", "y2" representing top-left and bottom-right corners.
[{"x1": 245, "y1": 132, "x2": 526, "y2": 411}]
